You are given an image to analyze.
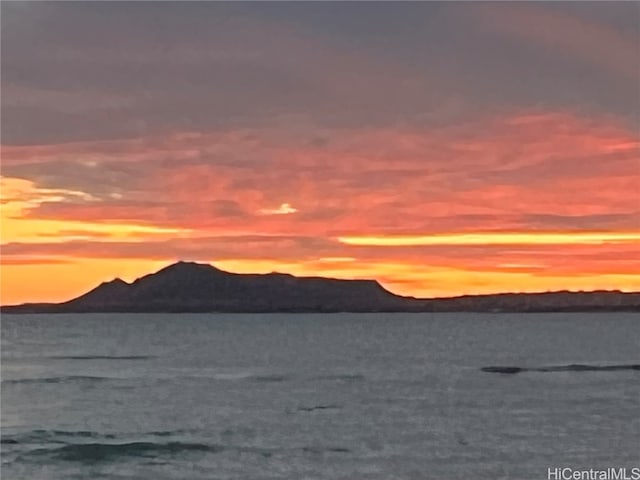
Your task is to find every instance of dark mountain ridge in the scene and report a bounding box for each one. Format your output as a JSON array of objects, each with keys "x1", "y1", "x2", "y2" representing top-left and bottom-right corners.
[{"x1": 2, "y1": 261, "x2": 639, "y2": 313}]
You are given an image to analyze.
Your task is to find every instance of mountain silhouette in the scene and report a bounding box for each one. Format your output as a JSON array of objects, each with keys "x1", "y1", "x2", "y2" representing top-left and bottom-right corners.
[{"x1": 2, "y1": 261, "x2": 639, "y2": 313}]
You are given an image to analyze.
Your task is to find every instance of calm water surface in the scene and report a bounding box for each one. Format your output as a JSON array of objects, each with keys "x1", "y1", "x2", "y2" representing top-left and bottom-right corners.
[{"x1": 1, "y1": 313, "x2": 639, "y2": 479}]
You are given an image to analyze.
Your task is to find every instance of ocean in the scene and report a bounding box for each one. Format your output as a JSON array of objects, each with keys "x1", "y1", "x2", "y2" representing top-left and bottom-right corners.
[{"x1": 1, "y1": 313, "x2": 639, "y2": 479}]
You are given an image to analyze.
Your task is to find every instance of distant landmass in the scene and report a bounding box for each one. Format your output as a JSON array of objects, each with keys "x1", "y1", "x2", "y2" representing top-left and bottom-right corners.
[{"x1": 2, "y1": 261, "x2": 639, "y2": 313}]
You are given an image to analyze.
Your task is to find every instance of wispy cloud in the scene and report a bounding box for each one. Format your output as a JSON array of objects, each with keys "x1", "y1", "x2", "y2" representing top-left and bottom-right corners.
[{"x1": 258, "y1": 203, "x2": 298, "y2": 215}]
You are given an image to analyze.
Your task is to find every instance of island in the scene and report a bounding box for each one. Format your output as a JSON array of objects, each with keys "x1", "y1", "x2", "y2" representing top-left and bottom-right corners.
[{"x1": 2, "y1": 261, "x2": 639, "y2": 313}]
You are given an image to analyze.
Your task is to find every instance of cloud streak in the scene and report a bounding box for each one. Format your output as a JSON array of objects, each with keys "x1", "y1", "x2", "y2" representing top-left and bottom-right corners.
[{"x1": 338, "y1": 232, "x2": 640, "y2": 247}]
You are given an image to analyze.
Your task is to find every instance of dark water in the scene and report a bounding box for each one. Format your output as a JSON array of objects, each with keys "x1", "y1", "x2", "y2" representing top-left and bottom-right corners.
[{"x1": 2, "y1": 313, "x2": 639, "y2": 479}]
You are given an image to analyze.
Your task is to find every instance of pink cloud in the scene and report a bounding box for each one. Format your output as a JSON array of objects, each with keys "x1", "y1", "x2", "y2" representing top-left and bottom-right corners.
[{"x1": 4, "y1": 109, "x2": 638, "y2": 240}]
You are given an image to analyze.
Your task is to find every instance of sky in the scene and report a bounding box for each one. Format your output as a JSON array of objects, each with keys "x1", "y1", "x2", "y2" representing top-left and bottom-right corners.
[{"x1": 1, "y1": 1, "x2": 639, "y2": 304}]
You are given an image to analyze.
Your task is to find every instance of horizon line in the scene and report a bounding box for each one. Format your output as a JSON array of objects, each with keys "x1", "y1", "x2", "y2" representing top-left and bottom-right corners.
[{"x1": 2, "y1": 259, "x2": 638, "y2": 308}]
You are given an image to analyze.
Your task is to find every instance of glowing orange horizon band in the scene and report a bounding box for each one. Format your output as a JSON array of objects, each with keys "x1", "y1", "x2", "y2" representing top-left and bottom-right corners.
[{"x1": 337, "y1": 232, "x2": 640, "y2": 247}]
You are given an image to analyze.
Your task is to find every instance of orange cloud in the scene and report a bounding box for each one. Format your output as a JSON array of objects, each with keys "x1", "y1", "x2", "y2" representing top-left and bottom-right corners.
[
  {"x1": 2, "y1": 109, "x2": 638, "y2": 303},
  {"x1": 1, "y1": 177, "x2": 192, "y2": 244}
]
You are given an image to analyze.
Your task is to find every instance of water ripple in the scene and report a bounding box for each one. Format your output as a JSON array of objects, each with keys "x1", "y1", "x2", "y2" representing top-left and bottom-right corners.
[{"x1": 481, "y1": 363, "x2": 640, "y2": 374}]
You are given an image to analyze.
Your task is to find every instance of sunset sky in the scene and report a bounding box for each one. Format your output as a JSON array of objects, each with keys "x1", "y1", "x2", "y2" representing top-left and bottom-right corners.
[{"x1": 1, "y1": 2, "x2": 639, "y2": 304}]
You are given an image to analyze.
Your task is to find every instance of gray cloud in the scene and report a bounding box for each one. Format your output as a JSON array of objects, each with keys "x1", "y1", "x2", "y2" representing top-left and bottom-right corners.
[{"x1": 2, "y1": 2, "x2": 637, "y2": 144}]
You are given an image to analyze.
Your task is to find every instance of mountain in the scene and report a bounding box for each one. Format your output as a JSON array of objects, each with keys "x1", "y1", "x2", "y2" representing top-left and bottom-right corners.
[
  {"x1": 2, "y1": 261, "x2": 639, "y2": 313},
  {"x1": 2, "y1": 261, "x2": 411, "y2": 313}
]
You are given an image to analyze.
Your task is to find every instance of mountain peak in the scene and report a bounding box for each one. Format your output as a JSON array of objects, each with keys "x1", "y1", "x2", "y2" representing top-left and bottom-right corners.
[
  {"x1": 99, "y1": 277, "x2": 129, "y2": 287},
  {"x1": 32, "y1": 260, "x2": 409, "y2": 312},
  {"x1": 157, "y1": 261, "x2": 225, "y2": 274}
]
